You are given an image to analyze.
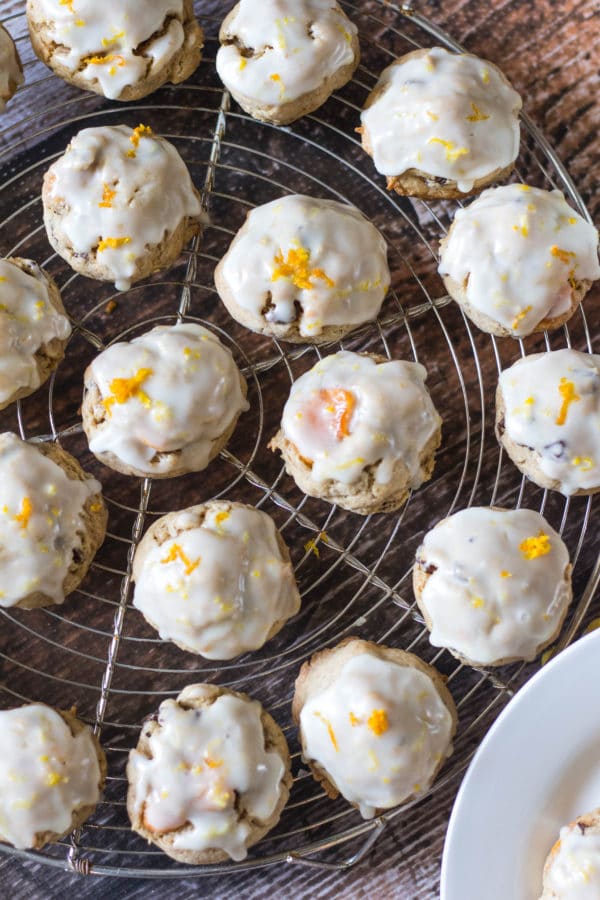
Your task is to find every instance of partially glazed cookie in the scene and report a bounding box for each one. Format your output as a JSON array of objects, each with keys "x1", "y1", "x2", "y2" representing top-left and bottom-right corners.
[
  {"x1": 215, "y1": 195, "x2": 390, "y2": 342},
  {"x1": 540, "y1": 808, "x2": 600, "y2": 899},
  {"x1": 27, "y1": 0, "x2": 203, "y2": 101},
  {"x1": 0, "y1": 23, "x2": 23, "y2": 111},
  {"x1": 216, "y1": 0, "x2": 359, "y2": 125},
  {"x1": 42, "y1": 124, "x2": 202, "y2": 290},
  {"x1": 269, "y1": 351, "x2": 442, "y2": 514},
  {"x1": 82, "y1": 322, "x2": 249, "y2": 478},
  {"x1": 439, "y1": 185, "x2": 600, "y2": 337},
  {"x1": 292, "y1": 638, "x2": 456, "y2": 818},
  {"x1": 496, "y1": 349, "x2": 600, "y2": 496},
  {"x1": 0, "y1": 432, "x2": 107, "y2": 609},
  {"x1": 132, "y1": 501, "x2": 301, "y2": 659},
  {"x1": 413, "y1": 507, "x2": 572, "y2": 666},
  {"x1": 0, "y1": 703, "x2": 106, "y2": 849},
  {"x1": 127, "y1": 684, "x2": 292, "y2": 863},
  {"x1": 360, "y1": 47, "x2": 522, "y2": 199}
]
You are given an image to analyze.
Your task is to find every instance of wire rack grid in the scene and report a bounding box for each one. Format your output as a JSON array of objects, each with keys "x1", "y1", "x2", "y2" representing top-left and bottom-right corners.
[{"x1": 0, "y1": 0, "x2": 597, "y2": 879}]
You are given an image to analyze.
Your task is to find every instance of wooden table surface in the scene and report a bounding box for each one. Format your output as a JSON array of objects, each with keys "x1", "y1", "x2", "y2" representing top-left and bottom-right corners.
[{"x1": 0, "y1": 1, "x2": 598, "y2": 898}]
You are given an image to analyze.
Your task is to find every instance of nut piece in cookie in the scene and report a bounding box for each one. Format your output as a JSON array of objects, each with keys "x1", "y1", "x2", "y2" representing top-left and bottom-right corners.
[
  {"x1": 27, "y1": 0, "x2": 203, "y2": 101},
  {"x1": 127, "y1": 684, "x2": 292, "y2": 863},
  {"x1": 0, "y1": 703, "x2": 106, "y2": 849},
  {"x1": 292, "y1": 637, "x2": 456, "y2": 818},
  {"x1": 216, "y1": 0, "x2": 359, "y2": 125},
  {"x1": 360, "y1": 47, "x2": 522, "y2": 199},
  {"x1": 42, "y1": 124, "x2": 202, "y2": 290},
  {"x1": 0, "y1": 432, "x2": 107, "y2": 609},
  {"x1": 269, "y1": 350, "x2": 442, "y2": 514},
  {"x1": 540, "y1": 808, "x2": 600, "y2": 899},
  {"x1": 0, "y1": 23, "x2": 23, "y2": 111}
]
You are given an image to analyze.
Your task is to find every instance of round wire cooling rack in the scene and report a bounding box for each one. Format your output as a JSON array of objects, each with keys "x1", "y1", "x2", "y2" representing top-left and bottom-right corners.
[{"x1": 0, "y1": 0, "x2": 598, "y2": 880}]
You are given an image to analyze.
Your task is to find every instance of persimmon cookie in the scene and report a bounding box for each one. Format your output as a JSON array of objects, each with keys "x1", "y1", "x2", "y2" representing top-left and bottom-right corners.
[
  {"x1": 216, "y1": 0, "x2": 359, "y2": 125},
  {"x1": 0, "y1": 432, "x2": 107, "y2": 609},
  {"x1": 540, "y1": 808, "x2": 600, "y2": 899},
  {"x1": 360, "y1": 47, "x2": 522, "y2": 199},
  {"x1": 42, "y1": 124, "x2": 202, "y2": 290},
  {"x1": 0, "y1": 703, "x2": 106, "y2": 850},
  {"x1": 127, "y1": 684, "x2": 292, "y2": 863},
  {"x1": 0, "y1": 23, "x2": 23, "y2": 111},
  {"x1": 26, "y1": 0, "x2": 203, "y2": 101},
  {"x1": 269, "y1": 350, "x2": 442, "y2": 514},
  {"x1": 82, "y1": 322, "x2": 249, "y2": 479},
  {"x1": 214, "y1": 194, "x2": 390, "y2": 343},
  {"x1": 292, "y1": 638, "x2": 457, "y2": 818}
]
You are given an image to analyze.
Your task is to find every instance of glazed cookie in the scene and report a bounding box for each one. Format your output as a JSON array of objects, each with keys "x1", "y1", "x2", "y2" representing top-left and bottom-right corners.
[
  {"x1": 214, "y1": 195, "x2": 390, "y2": 342},
  {"x1": 292, "y1": 638, "x2": 456, "y2": 818},
  {"x1": 540, "y1": 808, "x2": 600, "y2": 899},
  {"x1": 360, "y1": 47, "x2": 522, "y2": 199},
  {"x1": 496, "y1": 349, "x2": 600, "y2": 496},
  {"x1": 0, "y1": 703, "x2": 106, "y2": 849},
  {"x1": 269, "y1": 351, "x2": 442, "y2": 514},
  {"x1": 82, "y1": 322, "x2": 248, "y2": 478},
  {"x1": 27, "y1": 0, "x2": 203, "y2": 101},
  {"x1": 42, "y1": 124, "x2": 202, "y2": 290},
  {"x1": 0, "y1": 23, "x2": 23, "y2": 111},
  {"x1": 438, "y1": 185, "x2": 600, "y2": 338},
  {"x1": 127, "y1": 684, "x2": 292, "y2": 863},
  {"x1": 0, "y1": 432, "x2": 107, "y2": 609},
  {"x1": 216, "y1": 0, "x2": 359, "y2": 125},
  {"x1": 132, "y1": 501, "x2": 301, "y2": 659},
  {"x1": 0, "y1": 257, "x2": 71, "y2": 410},
  {"x1": 413, "y1": 507, "x2": 572, "y2": 667}
]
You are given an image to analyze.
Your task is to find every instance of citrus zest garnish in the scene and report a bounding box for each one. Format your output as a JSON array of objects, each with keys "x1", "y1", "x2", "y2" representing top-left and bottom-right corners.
[
  {"x1": 239, "y1": 58, "x2": 247, "y2": 71},
  {"x1": 519, "y1": 531, "x2": 551, "y2": 560},
  {"x1": 550, "y1": 245, "x2": 577, "y2": 265},
  {"x1": 466, "y1": 102, "x2": 489, "y2": 122},
  {"x1": 127, "y1": 124, "x2": 153, "y2": 157},
  {"x1": 46, "y1": 772, "x2": 65, "y2": 787},
  {"x1": 160, "y1": 543, "x2": 201, "y2": 577},
  {"x1": 471, "y1": 596, "x2": 485, "y2": 609},
  {"x1": 304, "y1": 531, "x2": 328, "y2": 559},
  {"x1": 99, "y1": 184, "x2": 116, "y2": 208},
  {"x1": 102, "y1": 31, "x2": 125, "y2": 47},
  {"x1": 103, "y1": 367, "x2": 153, "y2": 412},
  {"x1": 500, "y1": 570, "x2": 512, "y2": 578},
  {"x1": 313, "y1": 712, "x2": 338, "y2": 751},
  {"x1": 14, "y1": 497, "x2": 32, "y2": 530},
  {"x1": 84, "y1": 53, "x2": 125, "y2": 67},
  {"x1": 205, "y1": 757, "x2": 223, "y2": 769},
  {"x1": 555, "y1": 377, "x2": 580, "y2": 426},
  {"x1": 511, "y1": 305, "x2": 532, "y2": 330},
  {"x1": 481, "y1": 68, "x2": 490, "y2": 83},
  {"x1": 272, "y1": 245, "x2": 335, "y2": 291},
  {"x1": 97, "y1": 236, "x2": 131, "y2": 253},
  {"x1": 59, "y1": 0, "x2": 74, "y2": 10},
  {"x1": 318, "y1": 388, "x2": 355, "y2": 440},
  {"x1": 367, "y1": 709, "x2": 389, "y2": 736},
  {"x1": 349, "y1": 712, "x2": 360, "y2": 726},
  {"x1": 427, "y1": 138, "x2": 469, "y2": 162}
]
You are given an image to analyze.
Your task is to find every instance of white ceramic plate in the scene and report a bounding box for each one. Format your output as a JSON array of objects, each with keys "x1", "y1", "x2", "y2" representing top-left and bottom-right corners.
[{"x1": 441, "y1": 628, "x2": 600, "y2": 900}]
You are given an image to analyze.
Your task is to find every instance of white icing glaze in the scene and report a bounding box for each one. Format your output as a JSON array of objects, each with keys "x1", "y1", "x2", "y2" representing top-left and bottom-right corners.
[
  {"x1": 31, "y1": 0, "x2": 187, "y2": 100},
  {"x1": 216, "y1": 0, "x2": 357, "y2": 107},
  {"x1": 85, "y1": 323, "x2": 248, "y2": 475},
  {"x1": 542, "y1": 821, "x2": 600, "y2": 900},
  {"x1": 0, "y1": 25, "x2": 22, "y2": 110},
  {"x1": 498, "y1": 349, "x2": 600, "y2": 495},
  {"x1": 0, "y1": 433, "x2": 102, "y2": 607},
  {"x1": 133, "y1": 504, "x2": 300, "y2": 659},
  {"x1": 361, "y1": 47, "x2": 522, "y2": 192},
  {"x1": 44, "y1": 124, "x2": 201, "y2": 290},
  {"x1": 417, "y1": 507, "x2": 571, "y2": 664},
  {"x1": 439, "y1": 185, "x2": 600, "y2": 336},
  {"x1": 0, "y1": 704, "x2": 101, "y2": 849},
  {"x1": 300, "y1": 654, "x2": 453, "y2": 818},
  {"x1": 218, "y1": 195, "x2": 389, "y2": 338},
  {"x1": 0, "y1": 259, "x2": 71, "y2": 405},
  {"x1": 128, "y1": 687, "x2": 286, "y2": 861},
  {"x1": 280, "y1": 351, "x2": 441, "y2": 485}
]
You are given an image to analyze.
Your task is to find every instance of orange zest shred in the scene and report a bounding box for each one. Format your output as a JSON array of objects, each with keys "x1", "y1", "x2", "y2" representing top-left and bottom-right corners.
[
  {"x1": 511, "y1": 305, "x2": 532, "y2": 330},
  {"x1": 466, "y1": 102, "x2": 489, "y2": 122},
  {"x1": 519, "y1": 531, "x2": 551, "y2": 560},
  {"x1": 127, "y1": 124, "x2": 154, "y2": 157},
  {"x1": 313, "y1": 711, "x2": 339, "y2": 752},
  {"x1": 103, "y1": 367, "x2": 153, "y2": 412},
  {"x1": 550, "y1": 245, "x2": 577, "y2": 265},
  {"x1": 349, "y1": 712, "x2": 361, "y2": 726},
  {"x1": 160, "y1": 543, "x2": 201, "y2": 577},
  {"x1": 204, "y1": 757, "x2": 223, "y2": 769},
  {"x1": 271, "y1": 246, "x2": 335, "y2": 291},
  {"x1": 84, "y1": 53, "x2": 125, "y2": 67},
  {"x1": 304, "y1": 530, "x2": 328, "y2": 559},
  {"x1": 14, "y1": 496, "x2": 32, "y2": 530},
  {"x1": 318, "y1": 388, "x2": 355, "y2": 440},
  {"x1": 98, "y1": 183, "x2": 116, "y2": 208},
  {"x1": 555, "y1": 377, "x2": 580, "y2": 426},
  {"x1": 367, "y1": 709, "x2": 389, "y2": 737},
  {"x1": 59, "y1": 0, "x2": 74, "y2": 10},
  {"x1": 427, "y1": 137, "x2": 469, "y2": 162},
  {"x1": 97, "y1": 236, "x2": 131, "y2": 252}
]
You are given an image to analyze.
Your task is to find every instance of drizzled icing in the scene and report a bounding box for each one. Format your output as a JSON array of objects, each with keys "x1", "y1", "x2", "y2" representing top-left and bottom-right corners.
[
  {"x1": 542, "y1": 817, "x2": 600, "y2": 900},
  {"x1": 361, "y1": 47, "x2": 522, "y2": 192},
  {"x1": 439, "y1": 185, "x2": 600, "y2": 336},
  {"x1": 0, "y1": 259, "x2": 71, "y2": 406},
  {"x1": 216, "y1": 195, "x2": 390, "y2": 338},
  {"x1": 416, "y1": 507, "x2": 571, "y2": 664},
  {"x1": 300, "y1": 654, "x2": 454, "y2": 818},
  {"x1": 0, "y1": 24, "x2": 22, "y2": 110},
  {"x1": 43, "y1": 125, "x2": 201, "y2": 290},
  {"x1": 216, "y1": 0, "x2": 357, "y2": 107},
  {"x1": 0, "y1": 433, "x2": 102, "y2": 607},
  {"x1": 128, "y1": 686, "x2": 287, "y2": 861},
  {"x1": 280, "y1": 351, "x2": 441, "y2": 485},
  {"x1": 84, "y1": 323, "x2": 248, "y2": 475},
  {"x1": 132, "y1": 503, "x2": 300, "y2": 659},
  {"x1": 498, "y1": 349, "x2": 600, "y2": 495},
  {"x1": 0, "y1": 704, "x2": 101, "y2": 849}
]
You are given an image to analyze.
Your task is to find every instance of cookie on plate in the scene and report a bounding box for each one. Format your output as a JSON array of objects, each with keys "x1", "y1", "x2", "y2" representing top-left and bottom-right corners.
[
  {"x1": 82, "y1": 322, "x2": 249, "y2": 479},
  {"x1": 0, "y1": 23, "x2": 23, "y2": 111},
  {"x1": 214, "y1": 194, "x2": 390, "y2": 343},
  {"x1": 216, "y1": 0, "x2": 359, "y2": 125},
  {"x1": 42, "y1": 124, "x2": 202, "y2": 290},
  {"x1": 269, "y1": 350, "x2": 442, "y2": 514},
  {"x1": 0, "y1": 432, "x2": 107, "y2": 609},
  {"x1": 27, "y1": 0, "x2": 203, "y2": 101},
  {"x1": 127, "y1": 684, "x2": 292, "y2": 863},
  {"x1": 360, "y1": 47, "x2": 522, "y2": 199},
  {"x1": 132, "y1": 501, "x2": 301, "y2": 659},
  {"x1": 540, "y1": 808, "x2": 600, "y2": 899},
  {"x1": 0, "y1": 702, "x2": 106, "y2": 849},
  {"x1": 292, "y1": 637, "x2": 457, "y2": 818},
  {"x1": 413, "y1": 507, "x2": 572, "y2": 667},
  {"x1": 495, "y1": 349, "x2": 600, "y2": 496}
]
